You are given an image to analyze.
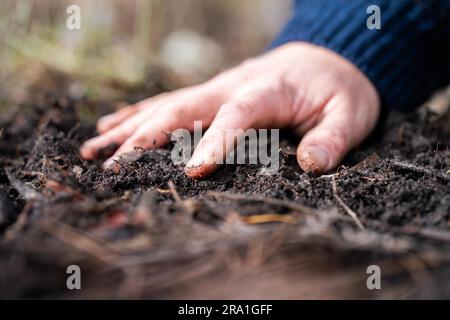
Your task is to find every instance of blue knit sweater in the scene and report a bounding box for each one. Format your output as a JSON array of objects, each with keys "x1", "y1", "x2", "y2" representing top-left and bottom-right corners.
[{"x1": 271, "y1": 0, "x2": 450, "y2": 112}]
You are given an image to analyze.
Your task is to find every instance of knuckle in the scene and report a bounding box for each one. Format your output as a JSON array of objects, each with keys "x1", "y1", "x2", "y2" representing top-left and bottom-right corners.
[
  {"x1": 259, "y1": 74, "x2": 283, "y2": 87},
  {"x1": 121, "y1": 120, "x2": 137, "y2": 132},
  {"x1": 222, "y1": 100, "x2": 255, "y2": 118},
  {"x1": 239, "y1": 57, "x2": 258, "y2": 70},
  {"x1": 167, "y1": 102, "x2": 186, "y2": 120},
  {"x1": 124, "y1": 132, "x2": 149, "y2": 148},
  {"x1": 107, "y1": 128, "x2": 124, "y2": 141},
  {"x1": 129, "y1": 135, "x2": 149, "y2": 148},
  {"x1": 238, "y1": 75, "x2": 283, "y2": 96},
  {"x1": 114, "y1": 123, "x2": 136, "y2": 139},
  {"x1": 317, "y1": 73, "x2": 348, "y2": 93},
  {"x1": 120, "y1": 105, "x2": 134, "y2": 113}
]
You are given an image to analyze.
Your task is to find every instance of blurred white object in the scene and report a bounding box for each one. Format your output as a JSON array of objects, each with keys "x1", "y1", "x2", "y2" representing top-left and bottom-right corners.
[
  {"x1": 160, "y1": 30, "x2": 224, "y2": 82},
  {"x1": 426, "y1": 86, "x2": 450, "y2": 116}
]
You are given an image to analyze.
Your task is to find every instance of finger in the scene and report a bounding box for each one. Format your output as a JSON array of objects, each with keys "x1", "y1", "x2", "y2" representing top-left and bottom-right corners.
[
  {"x1": 296, "y1": 95, "x2": 379, "y2": 173},
  {"x1": 185, "y1": 88, "x2": 289, "y2": 179},
  {"x1": 96, "y1": 94, "x2": 168, "y2": 133},
  {"x1": 103, "y1": 100, "x2": 218, "y2": 168},
  {"x1": 97, "y1": 105, "x2": 140, "y2": 133},
  {"x1": 83, "y1": 86, "x2": 223, "y2": 160},
  {"x1": 80, "y1": 109, "x2": 153, "y2": 160},
  {"x1": 103, "y1": 115, "x2": 174, "y2": 168}
]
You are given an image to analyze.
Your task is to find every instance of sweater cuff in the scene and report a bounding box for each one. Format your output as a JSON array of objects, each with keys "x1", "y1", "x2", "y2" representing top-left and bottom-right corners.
[{"x1": 270, "y1": 0, "x2": 450, "y2": 112}]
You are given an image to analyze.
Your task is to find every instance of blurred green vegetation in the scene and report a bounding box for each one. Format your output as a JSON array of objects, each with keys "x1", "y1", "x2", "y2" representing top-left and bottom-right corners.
[{"x1": 0, "y1": 0, "x2": 290, "y2": 107}]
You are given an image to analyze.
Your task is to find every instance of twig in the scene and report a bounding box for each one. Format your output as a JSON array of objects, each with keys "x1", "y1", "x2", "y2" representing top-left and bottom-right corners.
[
  {"x1": 391, "y1": 160, "x2": 449, "y2": 182},
  {"x1": 114, "y1": 159, "x2": 139, "y2": 175},
  {"x1": 155, "y1": 188, "x2": 171, "y2": 194},
  {"x1": 240, "y1": 213, "x2": 300, "y2": 225},
  {"x1": 319, "y1": 173, "x2": 337, "y2": 179},
  {"x1": 399, "y1": 225, "x2": 450, "y2": 242},
  {"x1": 331, "y1": 176, "x2": 365, "y2": 230},
  {"x1": 207, "y1": 191, "x2": 316, "y2": 216},
  {"x1": 354, "y1": 217, "x2": 450, "y2": 243},
  {"x1": 168, "y1": 181, "x2": 182, "y2": 204},
  {"x1": 4, "y1": 169, "x2": 41, "y2": 200},
  {"x1": 168, "y1": 180, "x2": 197, "y2": 215}
]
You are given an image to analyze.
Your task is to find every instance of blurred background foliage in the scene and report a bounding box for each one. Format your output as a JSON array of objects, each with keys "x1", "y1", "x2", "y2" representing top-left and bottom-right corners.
[{"x1": 0, "y1": 0, "x2": 290, "y2": 107}]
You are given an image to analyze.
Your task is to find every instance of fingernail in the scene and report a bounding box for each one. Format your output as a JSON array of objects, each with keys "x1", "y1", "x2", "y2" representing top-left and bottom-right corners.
[
  {"x1": 185, "y1": 149, "x2": 219, "y2": 179},
  {"x1": 301, "y1": 145, "x2": 330, "y2": 172},
  {"x1": 185, "y1": 156, "x2": 216, "y2": 179}
]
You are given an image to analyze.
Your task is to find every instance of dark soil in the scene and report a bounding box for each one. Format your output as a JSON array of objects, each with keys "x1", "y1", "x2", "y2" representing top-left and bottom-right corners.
[{"x1": 0, "y1": 93, "x2": 449, "y2": 299}]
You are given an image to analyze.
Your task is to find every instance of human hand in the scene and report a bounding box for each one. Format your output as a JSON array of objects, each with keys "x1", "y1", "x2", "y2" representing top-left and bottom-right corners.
[{"x1": 80, "y1": 42, "x2": 380, "y2": 179}]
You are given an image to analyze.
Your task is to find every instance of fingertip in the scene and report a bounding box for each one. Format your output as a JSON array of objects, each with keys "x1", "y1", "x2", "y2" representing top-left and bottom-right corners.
[
  {"x1": 297, "y1": 145, "x2": 330, "y2": 174},
  {"x1": 80, "y1": 144, "x2": 95, "y2": 160},
  {"x1": 96, "y1": 120, "x2": 109, "y2": 133},
  {"x1": 185, "y1": 147, "x2": 219, "y2": 179},
  {"x1": 103, "y1": 157, "x2": 121, "y2": 173},
  {"x1": 184, "y1": 165, "x2": 203, "y2": 179},
  {"x1": 184, "y1": 163, "x2": 217, "y2": 179},
  {"x1": 97, "y1": 105, "x2": 136, "y2": 133},
  {"x1": 102, "y1": 157, "x2": 114, "y2": 169}
]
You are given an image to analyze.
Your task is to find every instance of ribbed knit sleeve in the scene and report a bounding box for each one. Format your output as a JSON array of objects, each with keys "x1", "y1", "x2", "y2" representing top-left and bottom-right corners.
[{"x1": 271, "y1": 0, "x2": 450, "y2": 112}]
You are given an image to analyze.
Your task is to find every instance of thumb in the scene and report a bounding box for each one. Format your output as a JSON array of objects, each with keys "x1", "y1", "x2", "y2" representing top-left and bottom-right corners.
[{"x1": 296, "y1": 95, "x2": 379, "y2": 173}]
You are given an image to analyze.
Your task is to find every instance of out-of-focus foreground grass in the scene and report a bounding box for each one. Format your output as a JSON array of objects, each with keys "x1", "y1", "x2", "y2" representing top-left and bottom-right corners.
[{"x1": 0, "y1": 0, "x2": 290, "y2": 109}]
